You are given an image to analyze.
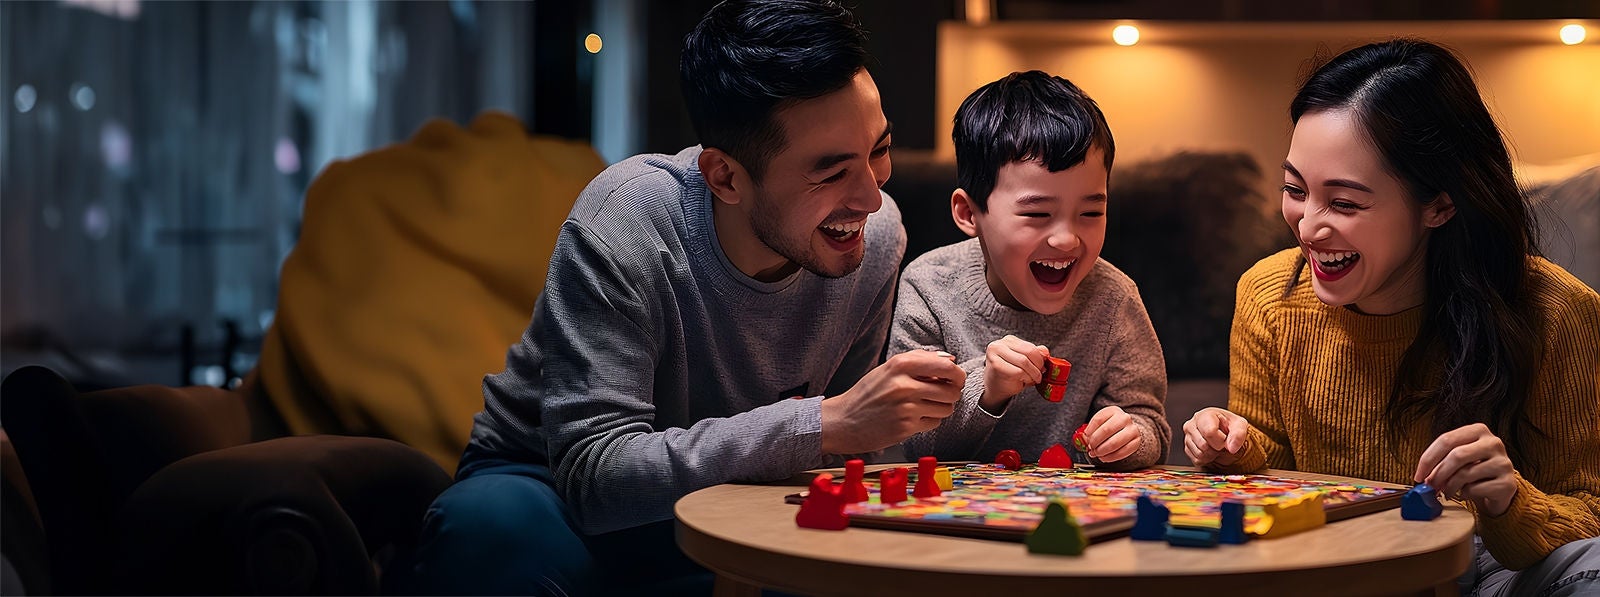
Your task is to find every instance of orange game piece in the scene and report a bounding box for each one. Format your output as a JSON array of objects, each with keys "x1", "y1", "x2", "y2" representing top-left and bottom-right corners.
[
  {"x1": 795, "y1": 473, "x2": 848, "y2": 530},
  {"x1": 913, "y1": 456, "x2": 943, "y2": 498},
  {"x1": 1038, "y1": 443, "x2": 1074, "y2": 468}
]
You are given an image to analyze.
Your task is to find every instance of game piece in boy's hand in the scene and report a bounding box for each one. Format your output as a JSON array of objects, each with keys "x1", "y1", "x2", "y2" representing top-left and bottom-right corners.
[
  {"x1": 1035, "y1": 356, "x2": 1072, "y2": 402},
  {"x1": 796, "y1": 473, "x2": 848, "y2": 530},
  {"x1": 879, "y1": 467, "x2": 909, "y2": 504},
  {"x1": 1026, "y1": 499, "x2": 1088, "y2": 556},
  {"x1": 913, "y1": 456, "x2": 943, "y2": 498},
  {"x1": 994, "y1": 449, "x2": 1022, "y2": 471},
  {"x1": 1072, "y1": 424, "x2": 1090, "y2": 453},
  {"x1": 842, "y1": 459, "x2": 869, "y2": 504},
  {"x1": 1401, "y1": 483, "x2": 1444, "y2": 521},
  {"x1": 1038, "y1": 443, "x2": 1074, "y2": 468},
  {"x1": 1219, "y1": 500, "x2": 1250, "y2": 544},
  {"x1": 1130, "y1": 493, "x2": 1169, "y2": 541}
]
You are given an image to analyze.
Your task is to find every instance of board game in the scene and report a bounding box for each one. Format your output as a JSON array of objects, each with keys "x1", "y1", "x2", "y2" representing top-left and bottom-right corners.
[{"x1": 786, "y1": 464, "x2": 1404, "y2": 542}]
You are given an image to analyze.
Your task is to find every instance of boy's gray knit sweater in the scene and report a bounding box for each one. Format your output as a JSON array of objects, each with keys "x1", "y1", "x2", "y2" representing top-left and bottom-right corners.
[
  {"x1": 466, "y1": 146, "x2": 905, "y2": 534},
  {"x1": 890, "y1": 238, "x2": 1169, "y2": 469}
]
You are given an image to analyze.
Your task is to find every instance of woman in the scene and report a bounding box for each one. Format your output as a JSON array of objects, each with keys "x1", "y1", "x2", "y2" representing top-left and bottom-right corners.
[{"x1": 1183, "y1": 39, "x2": 1598, "y2": 595}]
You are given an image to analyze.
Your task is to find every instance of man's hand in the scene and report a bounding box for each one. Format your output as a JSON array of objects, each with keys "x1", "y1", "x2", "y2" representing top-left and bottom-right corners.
[
  {"x1": 1082, "y1": 405, "x2": 1142, "y2": 463},
  {"x1": 1415, "y1": 423, "x2": 1519, "y2": 518},
  {"x1": 980, "y1": 335, "x2": 1049, "y2": 411},
  {"x1": 821, "y1": 350, "x2": 964, "y2": 454},
  {"x1": 1182, "y1": 407, "x2": 1252, "y2": 467}
]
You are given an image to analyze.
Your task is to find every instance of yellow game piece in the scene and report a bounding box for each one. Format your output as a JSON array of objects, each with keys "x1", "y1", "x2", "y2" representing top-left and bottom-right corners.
[
  {"x1": 934, "y1": 466, "x2": 953, "y2": 491},
  {"x1": 1254, "y1": 492, "x2": 1327, "y2": 539}
]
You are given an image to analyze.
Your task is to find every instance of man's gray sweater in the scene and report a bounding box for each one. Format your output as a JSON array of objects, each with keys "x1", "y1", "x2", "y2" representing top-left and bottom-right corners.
[{"x1": 467, "y1": 146, "x2": 905, "y2": 534}]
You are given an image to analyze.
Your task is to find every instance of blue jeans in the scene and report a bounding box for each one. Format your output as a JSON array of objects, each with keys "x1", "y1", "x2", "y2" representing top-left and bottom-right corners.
[
  {"x1": 398, "y1": 450, "x2": 710, "y2": 596},
  {"x1": 1461, "y1": 536, "x2": 1600, "y2": 597}
]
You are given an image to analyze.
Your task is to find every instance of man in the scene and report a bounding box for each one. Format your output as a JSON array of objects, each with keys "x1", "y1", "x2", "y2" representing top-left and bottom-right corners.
[{"x1": 407, "y1": 1, "x2": 965, "y2": 593}]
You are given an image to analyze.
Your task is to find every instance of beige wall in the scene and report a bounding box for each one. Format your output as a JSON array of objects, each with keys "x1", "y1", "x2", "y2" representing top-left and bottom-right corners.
[{"x1": 936, "y1": 20, "x2": 1600, "y2": 197}]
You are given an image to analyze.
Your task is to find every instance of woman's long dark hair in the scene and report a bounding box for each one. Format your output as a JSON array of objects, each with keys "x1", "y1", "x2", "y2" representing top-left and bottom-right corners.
[{"x1": 1288, "y1": 39, "x2": 1544, "y2": 469}]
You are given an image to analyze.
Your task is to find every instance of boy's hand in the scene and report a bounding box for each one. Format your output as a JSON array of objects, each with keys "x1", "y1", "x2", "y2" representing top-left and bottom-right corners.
[
  {"x1": 1082, "y1": 405, "x2": 1142, "y2": 463},
  {"x1": 1414, "y1": 423, "x2": 1519, "y2": 518},
  {"x1": 1182, "y1": 407, "x2": 1251, "y2": 467},
  {"x1": 981, "y1": 335, "x2": 1049, "y2": 411},
  {"x1": 820, "y1": 350, "x2": 964, "y2": 454}
]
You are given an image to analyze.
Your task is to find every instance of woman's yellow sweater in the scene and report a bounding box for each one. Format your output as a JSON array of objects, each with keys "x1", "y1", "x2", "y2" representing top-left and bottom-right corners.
[{"x1": 1216, "y1": 248, "x2": 1600, "y2": 570}]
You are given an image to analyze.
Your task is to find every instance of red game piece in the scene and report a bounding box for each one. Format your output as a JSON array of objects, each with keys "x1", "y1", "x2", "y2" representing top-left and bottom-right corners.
[
  {"x1": 913, "y1": 456, "x2": 943, "y2": 498},
  {"x1": 995, "y1": 449, "x2": 1022, "y2": 471},
  {"x1": 1036, "y1": 356, "x2": 1072, "y2": 402},
  {"x1": 879, "y1": 467, "x2": 909, "y2": 504},
  {"x1": 1038, "y1": 443, "x2": 1074, "y2": 468},
  {"x1": 1072, "y1": 424, "x2": 1091, "y2": 453},
  {"x1": 842, "y1": 459, "x2": 869, "y2": 503},
  {"x1": 795, "y1": 473, "x2": 848, "y2": 530}
]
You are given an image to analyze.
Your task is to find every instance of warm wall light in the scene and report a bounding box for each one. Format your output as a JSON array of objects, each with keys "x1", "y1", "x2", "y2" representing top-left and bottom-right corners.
[
  {"x1": 585, "y1": 33, "x2": 603, "y2": 54},
  {"x1": 965, "y1": 0, "x2": 991, "y2": 26},
  {"x1": 1112, "y1": 25, "x2": 1140, "y2": 46},
  {"x1": 1559, "y1": 24, "x2": 1586, "y2": 45}
]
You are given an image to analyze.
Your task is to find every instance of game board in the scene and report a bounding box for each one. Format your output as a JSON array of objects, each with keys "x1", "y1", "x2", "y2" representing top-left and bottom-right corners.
[{"x1": 787, "y1": 464, "x2": 1404, "y2": 542}]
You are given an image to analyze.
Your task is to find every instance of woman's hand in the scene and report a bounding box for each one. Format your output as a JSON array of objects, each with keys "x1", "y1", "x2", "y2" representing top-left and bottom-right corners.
[
  {"x1": 1415, "y1": 423, "x2": 1520, "y2": 517},
  {"x1": 980, "y1": 335, "x2": 1048, "y2": 412},
  {"x1": 1182, "y1": 407, "x2": 1252, "y2": 467},
  {"x1": 1082, "y1": 405, "x2": 1142, "y2": 463}
]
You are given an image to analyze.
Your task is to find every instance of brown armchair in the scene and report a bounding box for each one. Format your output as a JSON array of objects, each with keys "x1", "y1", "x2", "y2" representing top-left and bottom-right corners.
[{"x1": 0, "y1": 365, "x2": 451, "y2": 595}]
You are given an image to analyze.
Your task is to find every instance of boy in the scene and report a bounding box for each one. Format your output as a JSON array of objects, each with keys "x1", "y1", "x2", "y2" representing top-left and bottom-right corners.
[{"x1": 892, "y1": 70, "x2": 1168, "y2": 470}]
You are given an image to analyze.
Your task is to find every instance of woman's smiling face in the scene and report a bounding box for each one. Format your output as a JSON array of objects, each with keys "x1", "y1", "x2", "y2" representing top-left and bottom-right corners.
[{"x1": 1281, "y1": 109, "x2": 1453, "y2": 315}]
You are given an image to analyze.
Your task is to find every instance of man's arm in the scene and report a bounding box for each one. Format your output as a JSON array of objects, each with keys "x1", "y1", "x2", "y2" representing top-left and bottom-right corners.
[
  {"x1": 509, "y1": 222, "x2": 831, "y2": 534},
  {"x1": 890, "y1": 275, "x2": 998, "y2": 461}
]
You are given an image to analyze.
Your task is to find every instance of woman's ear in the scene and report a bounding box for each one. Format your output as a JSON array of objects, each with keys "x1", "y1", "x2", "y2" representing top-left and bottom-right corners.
[
  {"x1": 699, "y1": 148, "x2": 748, "y2": 206},
  {"x1": 951, "y1": 189, "x2": 980, "y2": 237},
  {"x1": 1423, "y1": 192, "x2": 1457, "y2": 228}
]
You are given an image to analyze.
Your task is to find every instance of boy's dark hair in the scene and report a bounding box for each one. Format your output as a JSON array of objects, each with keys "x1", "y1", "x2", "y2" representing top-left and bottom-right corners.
[
  {"x1": 953, "y1": 70, "x2": 1115, "y2": 212},
  {"x1": 680, "y1": 0, "x2": 869, "y2": 182}
]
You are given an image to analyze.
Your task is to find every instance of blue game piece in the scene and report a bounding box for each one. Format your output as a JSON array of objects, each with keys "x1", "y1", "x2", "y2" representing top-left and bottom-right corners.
[
  {"x1": 1131, "y1": 493, "x2": 1169, "y2": 541},
  {"x1": 1165, "y1": 525, "x2": 1219, "y2": 548},
  {"x1": 1219, "y1": 500, "x2": 1249, "y2": 544},
  {"x1": 1401, "y1": 483, "x2": 1444, "y2": 520}
]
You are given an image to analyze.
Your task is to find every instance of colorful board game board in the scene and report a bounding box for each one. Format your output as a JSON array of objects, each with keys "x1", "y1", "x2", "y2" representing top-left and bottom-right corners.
[{"x1": 788, "y1": 464, "x2": 1403, "y2": 542}]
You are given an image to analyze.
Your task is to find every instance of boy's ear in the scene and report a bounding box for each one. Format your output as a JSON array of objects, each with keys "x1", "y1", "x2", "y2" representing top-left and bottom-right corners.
[
  {"x1": 950, "y1": 188, "x2": 980, "y2": 238},
  {"x1": 1422, "y1": 192, "x2": 1456, "y2": 228},
  {"x1": 699, "y1": 147, "x2": 748, "y2": 206}
]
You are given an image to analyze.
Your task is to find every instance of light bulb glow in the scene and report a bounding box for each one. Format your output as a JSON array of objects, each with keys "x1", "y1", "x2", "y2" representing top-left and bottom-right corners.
[
  {"x1": 1560, "y1": 24, "x2": 1586, "y2": 45},
  {"x1": 1112, "y1": 25, "x2": 1140, "y2": 47},
  {"x1": 585, "y1": 33, "x2": 603, "y2": 54}
]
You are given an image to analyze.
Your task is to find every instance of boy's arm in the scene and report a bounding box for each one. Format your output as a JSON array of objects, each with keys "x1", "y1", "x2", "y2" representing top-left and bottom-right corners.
[
  {"x1": 1090, "y1": 292, "x2": 1171, "y2": 471},
  {"x1": 487, "y1": 221, "x2": 830, "y2": 534},
  {"x1": 891, "y1": 275, "x2": 1000, "y2": 460}
]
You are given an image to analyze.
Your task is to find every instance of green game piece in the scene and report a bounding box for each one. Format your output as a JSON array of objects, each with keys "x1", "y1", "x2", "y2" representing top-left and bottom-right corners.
[{"x1": 1025, "y1": 499, "x2": 1088, "y2": 556}]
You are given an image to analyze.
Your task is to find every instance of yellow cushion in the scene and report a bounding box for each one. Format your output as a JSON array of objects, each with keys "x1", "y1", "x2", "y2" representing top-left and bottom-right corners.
[{"x1": 257, "y1": 112, "x2": 605, "y2": 473}]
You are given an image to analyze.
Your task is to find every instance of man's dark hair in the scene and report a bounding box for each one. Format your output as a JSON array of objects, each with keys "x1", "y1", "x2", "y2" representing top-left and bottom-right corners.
[
  {"x1": 680, "y1": 0, "x2": 869, "y2": 182},
  {"x1": 953, "y1": 70, "x2": 1115, "y2": 212}
]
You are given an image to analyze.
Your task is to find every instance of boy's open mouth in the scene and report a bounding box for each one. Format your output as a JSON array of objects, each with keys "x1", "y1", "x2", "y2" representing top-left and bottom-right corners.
[{"x1": 1030, "y1": 258, "x2": 1075, "y2": 286}]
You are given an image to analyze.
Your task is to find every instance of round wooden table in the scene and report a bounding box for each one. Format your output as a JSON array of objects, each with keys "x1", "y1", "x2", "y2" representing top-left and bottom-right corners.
[{"x1": 675, "y1": 468, "x2": 1475, "y2": 597}]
